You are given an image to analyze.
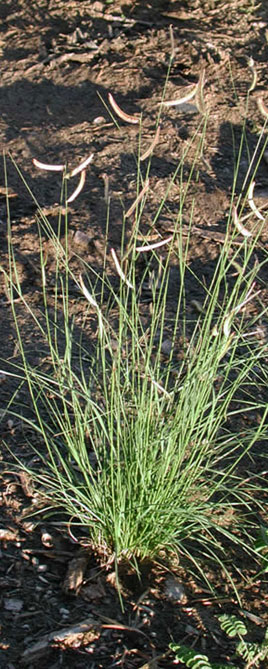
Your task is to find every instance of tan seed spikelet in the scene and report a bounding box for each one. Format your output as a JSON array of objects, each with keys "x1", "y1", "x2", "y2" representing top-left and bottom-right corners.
[
  {"x1": 79, "y1": 274, "x2": 98, "y2": 308},
  {"x1": 79, "y1": 275, "x2": 103, "y2": 337},
  {"x1": 163, "y1": 85, "x2": 197, "y2": 108},
  {"x1": 68, "y1": 154, "x2": 94, "y2": 178},
  {"x1": 125, "y1": 179, "x2": 149, "y2": 218},
  {"x1": 111, "y1": 248, "x2": 134, "y2": 289},
  {"x1": 136, "y1": 235, "x2": 173, "y2": 252},
  {"x1": 33, "y1": 158, "x2": 65, "y2": 171},
  {"x1": 232, "y1": 205, "x2": 252, "y2": 237},
  {"x1": 67, "y1": 170, "x2": 86, "y2": 203},
  {"x1": 140, "y1": 126, "x2": 160, "y2": 161},
  {"x1": 108, "y1": 93, "x2": 140, "y2": 124},
  {"x1": 195, "y1": 68, "x2": 206, "y2": 115},
  {"x1": 247, "y1": 57, "x2": 257, "y2": 93},
  {"x1": 247, "y1": 182, "x2": 265, "y2": 221}
]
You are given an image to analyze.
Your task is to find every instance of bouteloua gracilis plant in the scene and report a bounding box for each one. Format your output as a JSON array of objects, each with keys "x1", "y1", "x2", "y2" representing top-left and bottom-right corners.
[{"x1": 1, "y1": 67, "x2": 268, "y2": 598}]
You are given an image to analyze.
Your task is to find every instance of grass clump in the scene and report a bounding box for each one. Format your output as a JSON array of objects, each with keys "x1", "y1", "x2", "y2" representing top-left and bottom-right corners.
[{"x1": 1, "y1": 79, "x2": 267, "y2": 596}]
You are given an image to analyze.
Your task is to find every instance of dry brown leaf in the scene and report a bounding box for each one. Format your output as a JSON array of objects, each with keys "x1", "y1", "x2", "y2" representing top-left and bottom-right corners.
[
  {"x1": 17, "y1": 470, "x2": 35, "y2": 497},
  {"x1": 63, "y1": 555, "x2": 89, "y2": 593}
]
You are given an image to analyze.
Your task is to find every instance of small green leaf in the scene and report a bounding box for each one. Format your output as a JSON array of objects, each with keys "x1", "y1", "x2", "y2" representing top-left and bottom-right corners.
[
  {"x1": 189, "y1": 656, "x2": 213, "y2": 669},
  {"x1": 169, "y1": 643, "x2": 236, "y2": 669},
  {"x1": 254, "y1": 525, "x2": 268, "y2": 574},
  {"x1": 170, "y1": 643, "x2": 213, "y2": 668},
  {"x1": 254, "y1": 526, "x2": 268, "y2": 552},
  {"x1": 218, "y1": 614, "x2": 247, "y2": 638},
  {"x1": 236, "y1": 639, "x2": 267, "y2": 664}
]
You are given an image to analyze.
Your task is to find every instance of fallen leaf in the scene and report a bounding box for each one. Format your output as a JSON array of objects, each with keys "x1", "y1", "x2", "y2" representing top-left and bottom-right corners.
[{"x1": 63, "y1": 555, "x2": 89, "y2": 592}]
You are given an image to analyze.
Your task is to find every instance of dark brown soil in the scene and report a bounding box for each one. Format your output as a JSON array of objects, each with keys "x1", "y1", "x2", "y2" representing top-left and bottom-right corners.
[{"x1": 0, "y1": 1, "x2": 268, "y2": 667}]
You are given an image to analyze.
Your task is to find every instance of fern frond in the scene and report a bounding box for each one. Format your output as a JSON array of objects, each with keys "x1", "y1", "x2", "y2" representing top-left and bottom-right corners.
[
  {"x1": 170, "y1": 643, "x2": 213, "y2": 668},
  {"x1": 219, "y1": 614, "x2": 247, "y2": 638},
  {"x1": 236, "y1": 639, "x2": 268, "y2": 664},
  {"x1": 169, "y1": 642, "x2": 235, "y2": 668}
]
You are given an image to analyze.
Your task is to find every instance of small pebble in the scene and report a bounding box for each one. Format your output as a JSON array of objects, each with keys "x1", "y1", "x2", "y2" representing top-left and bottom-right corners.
[
  {"x1": 37, "y1": 564, "x2": 47, "y2": 573},
  {"x1": 73, "y1": 230, "x2": 92, "y2": 247},
  {"x1": 164, "y1": 576, "x2": 187, "y2": 603},
  {"x1": 59, "y1": 607, "x2": 70, "y2": 616},
  {"x1": 161, "y1": 339, "x2": 173, "y2": 356},
  {"x1": 93, "y1": 116, "x2": 106, "y2": 125}
]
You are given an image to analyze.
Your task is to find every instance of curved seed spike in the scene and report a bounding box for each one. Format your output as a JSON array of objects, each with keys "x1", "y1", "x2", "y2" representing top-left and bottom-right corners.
[
  {"x1": 111, "y1": 248, "x2": 134, "y2": 289},
  {"x1": 108, "y1": 93, "x2": 140, "y2": 124},
  {"x1": 195, "y1": 67, "x2": 206, "y2": 115},
  {"x1": 79, "y1": 275, "x2": 104, "y2": 337},
  {"x1": 68, "y1": 154, "x2": 94, "y2": 178},
  {"x1": 150, "y1": 378, "x2": 171, "y2": 398},
  {"x1": 136, "y1": 235, "x2": 173, "y2": 252},
  {"x1": 247, "y1": 182, "x2": 265, "y2": 221},
  {"x1": 233, "y1": 283, "x2": 260, "y2": 316},
  {"x1": 169, "y1": 24, "x2": 175, "y2": 61},
  {"x1": 140, "y1": 126, "x2": 161, "y2": 161},
  {"x1": 33, "y1": 158, "x2": 65, "y2": 172},
  {"x1": 163, "y1": 85, "x2": 197, "y2": 108},
  {"x1": 232, "y1": 205, "x2": 252, "y2": 237},
  {"x1": 67, "y1": 170, "x2": 86, "y2": 203},
  {"x1": 247, "y1": 56, "x2": 257, "y2": 93},
  {"x1": 223, "y1": 313, "x2": 232, "y2": 338},
  {"x1": 79, "y1": 274, "x2": 98, "y2": 308},
  {"x1": 125, "y1": 179, "x2": 149, "y2": 218}
]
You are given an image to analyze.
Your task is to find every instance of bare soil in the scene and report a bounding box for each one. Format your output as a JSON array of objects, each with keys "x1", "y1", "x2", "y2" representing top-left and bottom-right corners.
[{"x1": 0, "y1": 1, "x2": 268, "y2": 667}]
